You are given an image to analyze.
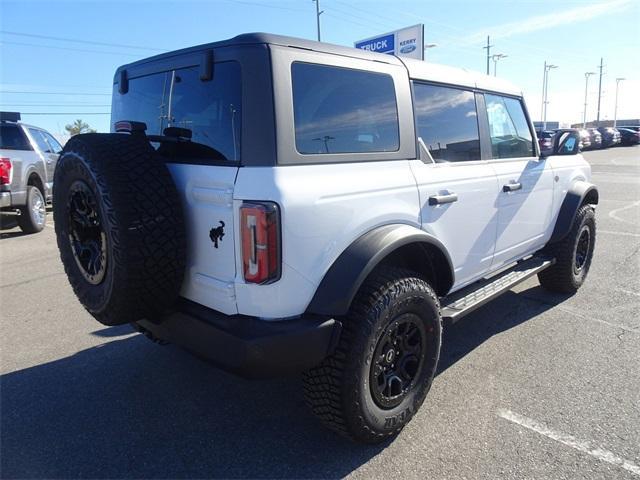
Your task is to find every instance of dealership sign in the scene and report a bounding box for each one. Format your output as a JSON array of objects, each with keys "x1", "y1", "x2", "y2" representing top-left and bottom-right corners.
[{"x1": 355, "y1": 24, "x2": 424, "y2": 60}]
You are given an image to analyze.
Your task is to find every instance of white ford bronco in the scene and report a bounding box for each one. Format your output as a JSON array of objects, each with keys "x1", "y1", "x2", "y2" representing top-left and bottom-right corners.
[{"x1": 54, "y1": 34, "x2": 598, "y2": 444}]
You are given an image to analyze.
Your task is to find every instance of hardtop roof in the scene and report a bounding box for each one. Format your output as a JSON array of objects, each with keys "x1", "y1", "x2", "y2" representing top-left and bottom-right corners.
[{"x1": 114, "y1": 32, "x2": 522, "y2": 97}]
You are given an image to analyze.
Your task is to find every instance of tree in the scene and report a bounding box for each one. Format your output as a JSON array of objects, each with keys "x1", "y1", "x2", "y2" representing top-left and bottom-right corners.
[{"x1": 65, "y1": 119, "x2": 96, "y2": 136}]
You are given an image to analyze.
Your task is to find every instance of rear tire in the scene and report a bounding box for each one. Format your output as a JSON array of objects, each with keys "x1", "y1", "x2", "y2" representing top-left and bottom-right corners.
[
  {"x1": 18, "y1": 185, "x2": 46, "y2": 234},
  {"x1": 53, "y1": 133, "x2": 186, "y2": 326},
  {"x1": 538, "y1": 204, "x2": 596, "y2": 293},
  {"x1": 303, "y1": 267, "x2": 442, "y2": 444}
]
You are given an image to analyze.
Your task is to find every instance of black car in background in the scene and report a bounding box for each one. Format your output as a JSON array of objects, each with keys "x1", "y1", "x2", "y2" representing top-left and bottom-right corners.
[
  {"x1": 617, "y1": 125, "x2": 640, "y2": 133},
  {"x1": 587, "y1": 128, "x2": 603, "y2": 149},
  {"x1": 597, "y1": 127, "x2": 621, "y2": 148},
  {"x1": 536, "y1": 130, "x2": 555, "y2": 154},
  {"x1": 618, "y1": 128, "x2": 640, "y2": 146}
]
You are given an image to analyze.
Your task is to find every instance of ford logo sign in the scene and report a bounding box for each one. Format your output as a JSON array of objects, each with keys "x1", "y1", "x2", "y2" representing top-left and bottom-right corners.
[{"x1": 400, "y1": 44, "x2": 416, "y2": 54}]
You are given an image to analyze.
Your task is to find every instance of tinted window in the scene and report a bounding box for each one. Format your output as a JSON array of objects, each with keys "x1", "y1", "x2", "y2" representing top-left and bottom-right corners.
[
  {"x1": 292, "y1": 62, "x2": 399, "y2": 154},
  {"x1": 413, "y1": 83, "x2": 480, "y2": 162},
  {"x1": 28, "y1": 129, "x2": 53, "y2": 153},
  {"x1": 485, "y1": 94, "x2": 534, "y2": 159},
  {"x1": 41, "y1": 131, "x2": 63, "y2": 153},
  {"x1": 0, "y1": 125, "x2": 33, "y2": 151},
  {"x1": 112, "y1": 61, "x2": 241, "y2": 163}
]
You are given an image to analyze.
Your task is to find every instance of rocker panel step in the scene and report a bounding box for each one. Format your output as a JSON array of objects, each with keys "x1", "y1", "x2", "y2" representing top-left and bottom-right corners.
[{"x1": 441, "y1": 255, "x2": 555, "y2": 323}]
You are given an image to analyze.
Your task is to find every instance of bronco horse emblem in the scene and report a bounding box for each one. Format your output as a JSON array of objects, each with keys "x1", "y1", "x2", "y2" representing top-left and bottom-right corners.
[{"x1": 209, "y1": 221, "x2": 225, "y2": 248}]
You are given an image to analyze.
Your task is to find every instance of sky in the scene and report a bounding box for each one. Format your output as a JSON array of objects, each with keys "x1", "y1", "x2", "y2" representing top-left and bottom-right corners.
[{"x1": 1, "y1": 0, "x2": 639, "y2": 138}]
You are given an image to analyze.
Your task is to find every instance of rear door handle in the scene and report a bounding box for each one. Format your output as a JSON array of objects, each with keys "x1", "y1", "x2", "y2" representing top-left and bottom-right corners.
[
  {"x1": 428, "y1": 193, "x2": 458, "y2": 206},
  {"x1": 503, "y1": 182, "x2": 522, "y2": 192}
]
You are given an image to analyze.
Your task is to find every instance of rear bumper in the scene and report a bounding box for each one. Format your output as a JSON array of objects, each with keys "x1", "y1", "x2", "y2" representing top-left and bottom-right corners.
[
  {"x1": 0, "y1": 192, "x2": 11, "y2": 208},
  {"x1": 135, "y1": 299, "x2": 341, "y2": 379}
]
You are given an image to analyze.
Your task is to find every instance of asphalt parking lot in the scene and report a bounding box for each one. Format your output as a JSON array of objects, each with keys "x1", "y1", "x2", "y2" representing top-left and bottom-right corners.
[{"x1": 1, "y1": 146, "x2": 639, "y2": 479}]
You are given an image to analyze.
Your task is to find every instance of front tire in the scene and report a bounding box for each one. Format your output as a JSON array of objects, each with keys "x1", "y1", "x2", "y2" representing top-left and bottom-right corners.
[
  {"x1": 18, "y1": 185, "x2": 46, "y2": 234},
  {"x1": 538, "y1": 204, "x2": 596, "y2": 293},
  {"x1": 303, "y1": 267, "x2": 442, "y2": 444}
]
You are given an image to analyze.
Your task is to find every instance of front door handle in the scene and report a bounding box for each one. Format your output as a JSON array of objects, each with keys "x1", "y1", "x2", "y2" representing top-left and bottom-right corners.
[
  {"x1": 428, "y1": 193, "x2": 458, "y2": 206},
  {"x1": 503, "y1": 182, "x2": 522, "y2": 192}
]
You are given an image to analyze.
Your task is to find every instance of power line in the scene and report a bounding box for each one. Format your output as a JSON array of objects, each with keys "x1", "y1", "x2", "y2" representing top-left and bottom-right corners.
[
  {"x1": 0, "y1": 104, "x2": 110, "y2": 107},
  {"x1": 0, "y1": 40, "x2": 142, "y2": 57},
  {"x1": 0, "y1": 91, "x2": 111, "y2": 96},
  {"x1": 0, "y1": 30, "x2": 165, "y2": 52},
  {"x1": 18, "y1": 112, "x2": 110, "y2": 115}
]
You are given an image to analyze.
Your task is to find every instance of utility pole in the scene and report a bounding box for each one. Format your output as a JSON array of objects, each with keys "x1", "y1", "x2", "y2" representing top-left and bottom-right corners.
[
  {"x1": 492, "y1": 53, "x2": 507, "y2": 76},
  {"x1": 596, "y1": 57, "x2": 604, "y2": 126},
  {"x1": 483, "y1": 36, "x2": 493, "y2": 75},
  {"x1": 312, "y1": 0, "x2": 323, "y2": 42},
  {"x1": 583, "y1": 72, "x2": 595, "y2": 128},
  {"x1": 613, "y1": 77, "x2": 625, "y2": 127}
]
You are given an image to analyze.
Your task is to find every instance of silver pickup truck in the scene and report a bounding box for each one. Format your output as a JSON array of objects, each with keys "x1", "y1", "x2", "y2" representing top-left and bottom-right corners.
[{"x1": 0, "y1": 112, "x2": 62, "y2": 233}]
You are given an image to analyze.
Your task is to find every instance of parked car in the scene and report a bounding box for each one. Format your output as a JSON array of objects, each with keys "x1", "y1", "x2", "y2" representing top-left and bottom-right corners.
[
  {"x1": 587, "y1": 128, "x2": 603, "y2": 149},
  {"x1": 597, "y1": 127, "x2": 621, "y2": 148},
  {"x1": 616, "y1": 125, "x2": 640, "y2": 133},
  {"x1": 618, "y1": 127, "x2": 640, "y2": 146},
  {"x1": 53, "y1": 33, "x2": 597, "y2": 444},
  {"x1": 0, "y1": 112, "x2": 63, "y2": 233},
  {"x1": 577, "y1": 128, "x2": 592, "y2": 150},
  {"x1": 536, "y1": 130, "x2": 555, "y2": 154}
]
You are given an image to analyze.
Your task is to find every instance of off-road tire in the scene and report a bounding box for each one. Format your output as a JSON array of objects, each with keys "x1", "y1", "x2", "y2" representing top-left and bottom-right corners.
[
  {"x1": 18, "y1": 185, "x2": 46, "y2": 233},
  {"x1": 303, "y1": 267, "x2": 442, "y2": 444},
  {"x1": 53, "y1": 133, "x2": 186, "y2": 326},
  {"x1": 538, "y1": 204, "x2": 596, "y2": 293}
]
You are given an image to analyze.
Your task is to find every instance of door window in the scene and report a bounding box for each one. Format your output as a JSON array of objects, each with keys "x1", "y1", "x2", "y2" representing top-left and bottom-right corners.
[
  {"x1": 28, "y1": 128, "x2": 53, "y2": 153},
  {"x1": 41, "y1": 131, "x2": 63, "y2": 154},
  {"x1": 484, "y1": 94, "x2": 534, "y2": 159},
  {"x1": 292, "y1": 62, "x2": 399, "y2": 155},
  {"x1": 413, "y1": 83, "x2": 480, "y2": 163}
]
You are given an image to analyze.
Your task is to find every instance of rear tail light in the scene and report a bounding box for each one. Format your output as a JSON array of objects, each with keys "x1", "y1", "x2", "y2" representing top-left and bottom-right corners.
[
  {"x1": 0, "y1": 158, "x2": 12, "y2": 185},
  {"x1": 240, "y1": 201, "x2": 281, "y2": 284}
]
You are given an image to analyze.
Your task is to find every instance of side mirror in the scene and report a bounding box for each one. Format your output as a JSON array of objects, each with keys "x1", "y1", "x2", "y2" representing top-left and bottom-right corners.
[{"x1": 552, "y1": 131, "x2": 580, "y2": 156}]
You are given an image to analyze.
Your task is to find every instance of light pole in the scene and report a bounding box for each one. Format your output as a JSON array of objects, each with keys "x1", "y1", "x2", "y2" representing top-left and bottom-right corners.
[
  {"x1": 613, "y1": 77, "x2": 625, "y2": 127},
  {"x1": 423, "y1": 43, "x2": 437, "y2": 61},
  {"x1": 541, "y1": 62, "x2": 558, "y2": 131},
  {"x1": 583, "y1": 72, "x2": 596, "y2": 128},
  {"x1": 312, "y1": 0, "x2": 323, "y2": 42},
  {"x1": 491, "y1": 53, "x2": 507, "y2": 76}
]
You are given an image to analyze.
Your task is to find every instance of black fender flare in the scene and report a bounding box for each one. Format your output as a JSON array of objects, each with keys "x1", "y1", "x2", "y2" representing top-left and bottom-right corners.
[
  {"x1": 549, "y1": 181, "x2": 599, "y2": 243},
  {"x1": 306, "y1": 224, "x2": 454, "y2": 316}
]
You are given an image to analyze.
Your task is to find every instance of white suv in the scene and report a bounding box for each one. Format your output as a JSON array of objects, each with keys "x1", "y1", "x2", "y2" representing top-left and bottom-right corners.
[{"x1": 53, "y1": 34, "x2": 598, "y2": 444}]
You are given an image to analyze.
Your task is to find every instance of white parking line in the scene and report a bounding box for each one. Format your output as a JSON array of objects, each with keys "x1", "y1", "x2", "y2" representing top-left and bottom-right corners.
[
  {"x1": 598, "y1": 230, "x2": 640, "y2": 238},
  {"x1": 498, "y1": 409, "x2": 640, "y2": 476},
  {"x1": 609, "y1": 201, "x2": 640, "y2": 225}
]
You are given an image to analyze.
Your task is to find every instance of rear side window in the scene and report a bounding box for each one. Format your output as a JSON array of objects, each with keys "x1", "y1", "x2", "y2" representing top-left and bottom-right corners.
[
  {"x1": 28, "y1": 128, "x2": 54, "y2": 153},
  {"x1": 112, "y1": 61, "x2": 241, "y2": 163},
  {"x1": 413, "y1": 83, "x2": 480, "y2": 162},
  {"x1": 292, "y1": 62, "x2": 399, "y2": 154},
  {"x1": 0, "y1": 125, "x2": 33, "y2": 151},
  {"x1": 484, "y1": 94, "x2": 534, "y2": 159}
]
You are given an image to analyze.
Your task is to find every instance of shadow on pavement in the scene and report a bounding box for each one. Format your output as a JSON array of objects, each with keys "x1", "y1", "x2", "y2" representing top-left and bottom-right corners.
[
  {"x1": 1, "y1": 284, "x2": 569, "y2": 479},
  {"x1": 438, "y1": 285, "x2": 572, "y2": 374}
]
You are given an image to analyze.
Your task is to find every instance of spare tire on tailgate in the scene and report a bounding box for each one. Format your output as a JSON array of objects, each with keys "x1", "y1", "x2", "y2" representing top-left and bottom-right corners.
[{"x1": 53, "y1": 133, "x2": 186, "y2": 326}]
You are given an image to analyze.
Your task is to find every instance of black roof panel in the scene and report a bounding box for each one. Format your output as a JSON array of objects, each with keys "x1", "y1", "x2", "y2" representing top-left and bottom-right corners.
[{"x1": 114, "y1": 32, "x2": 403, "y2": 80}]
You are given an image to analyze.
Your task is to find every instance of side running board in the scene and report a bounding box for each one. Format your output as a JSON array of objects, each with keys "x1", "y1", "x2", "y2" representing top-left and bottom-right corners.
[{"x1": 441, "y1": 255, "x2": 555, "y2": 323}]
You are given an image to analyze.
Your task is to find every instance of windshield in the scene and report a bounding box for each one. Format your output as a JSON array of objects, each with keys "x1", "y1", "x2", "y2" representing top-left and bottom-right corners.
[{"x1": 111, "y1": 61, "x2": 241, "y2": 163}]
